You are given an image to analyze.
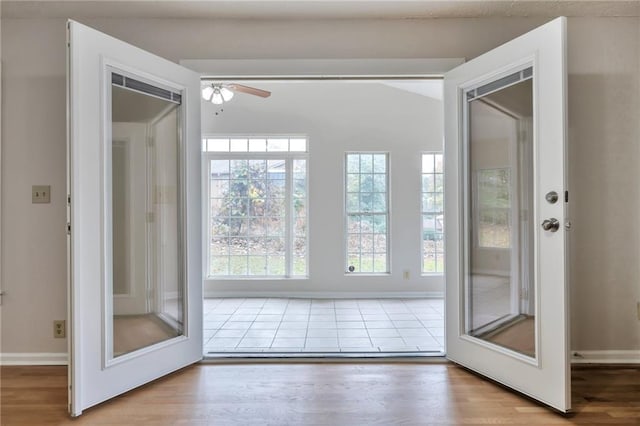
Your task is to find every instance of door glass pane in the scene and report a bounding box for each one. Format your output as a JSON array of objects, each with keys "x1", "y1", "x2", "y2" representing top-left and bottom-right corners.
[
  {"x1": 111, "y1": 78, "x2": 184, "y2": 359},
  {"x1": 465, "y1": 71, "x2": 535, "y2": 358}
]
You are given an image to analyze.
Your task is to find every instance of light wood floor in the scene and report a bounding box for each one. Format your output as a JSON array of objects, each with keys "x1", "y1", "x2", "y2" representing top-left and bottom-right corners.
[{"x1": 2, "y1": 363, "x2": 639, "y2": 425}]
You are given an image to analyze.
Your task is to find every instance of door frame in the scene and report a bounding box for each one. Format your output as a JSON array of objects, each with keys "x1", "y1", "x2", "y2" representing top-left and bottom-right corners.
[{"x1": 182, "y1": 58, "x2": 462, "y2": 303}]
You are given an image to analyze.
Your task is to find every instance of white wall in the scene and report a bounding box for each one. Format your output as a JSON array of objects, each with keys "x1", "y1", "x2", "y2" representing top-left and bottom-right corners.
[
  {"x1": 1, "y1": 16, "x2": 639, "y2": 357},
  {"x1": 202, "y1": 81, "x2": 443, "y2": 296}
]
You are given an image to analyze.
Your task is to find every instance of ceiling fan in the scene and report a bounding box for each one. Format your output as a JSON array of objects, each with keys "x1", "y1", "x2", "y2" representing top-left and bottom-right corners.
[{"x1": 201, "y1": 82, "x2": 271, "y2": 105}]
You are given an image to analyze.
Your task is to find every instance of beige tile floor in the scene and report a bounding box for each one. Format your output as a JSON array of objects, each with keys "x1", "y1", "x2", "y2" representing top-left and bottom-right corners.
[{"x1": 204, "y1": 298, "x2": 444, "y2": 354}]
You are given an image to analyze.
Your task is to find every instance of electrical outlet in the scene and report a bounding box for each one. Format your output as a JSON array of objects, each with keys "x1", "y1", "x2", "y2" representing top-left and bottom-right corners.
[
  {"x1": 53, "y1": 320, "x2": 66, "y2": 338},
  {"x1": 403, "y1": 270, "x2": 410, "y2": 280},
  {"x1": 32, "y1": 185, "x2": 51, "y2": 204}
]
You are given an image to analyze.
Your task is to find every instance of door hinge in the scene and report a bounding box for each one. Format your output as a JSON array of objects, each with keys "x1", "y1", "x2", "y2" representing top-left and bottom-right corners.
[
  {"x1": 66, "y1": 222, "x2": 71, "y2": 235},
  {"x1": 67, "y1": 194, "x2": 71, "y2": 205},
  {"x1": 565, "y1": 190, "x2": 569, "y2": 203}
]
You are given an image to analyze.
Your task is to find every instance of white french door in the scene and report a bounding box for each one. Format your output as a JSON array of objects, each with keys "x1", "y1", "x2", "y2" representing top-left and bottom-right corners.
[
  {"x1": 444, "y1": 17, "x2": 570, "y2": 411},
  {"x1": 67, "y1": 21, "x2": 202, "y2": 416}
]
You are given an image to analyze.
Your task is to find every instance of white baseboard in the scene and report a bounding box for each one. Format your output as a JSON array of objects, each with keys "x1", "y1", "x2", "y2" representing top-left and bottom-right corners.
[
  {"x1": 571, "y1": 350, "x2": 640, "y2": 364},
  {"x1": 1, "y1": 352, "x2": 68, "y2": 366},
  {"x1": 204, "y1": 291, "x2": 444, "y2": 299}
]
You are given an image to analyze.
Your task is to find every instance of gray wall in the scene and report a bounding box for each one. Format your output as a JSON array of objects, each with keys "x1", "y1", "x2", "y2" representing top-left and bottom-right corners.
[{"x1": 1, "y1": 16, "x2": 639, "y2": 356}]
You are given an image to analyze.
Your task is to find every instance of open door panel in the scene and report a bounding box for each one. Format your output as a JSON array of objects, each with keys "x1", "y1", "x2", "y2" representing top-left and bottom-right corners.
[
  {"x1": 67, "y1": 20, "x2": 202, "y2": 416},
  {"x1": 444, "y1": 17, "x2": 570, "y2": 412}
]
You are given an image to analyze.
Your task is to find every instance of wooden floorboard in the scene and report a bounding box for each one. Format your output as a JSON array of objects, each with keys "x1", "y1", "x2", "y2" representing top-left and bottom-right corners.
[{"x1": 1, "y1": 363, "x2": 639, "y2": 425}]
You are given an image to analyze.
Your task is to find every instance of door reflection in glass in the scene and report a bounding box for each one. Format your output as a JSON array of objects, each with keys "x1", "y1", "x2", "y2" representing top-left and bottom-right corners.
[
  {"x1": 111, "y1": 75, "x2": 184, "y2": 358},
  {"x1": 466, "y1": 69, "x2": 536, "y2": 358}
]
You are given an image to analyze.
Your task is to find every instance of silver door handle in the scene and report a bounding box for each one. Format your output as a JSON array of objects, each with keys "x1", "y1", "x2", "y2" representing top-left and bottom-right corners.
[{"x1": 541, "y1": 218, "x2": 560, "y2": 232}]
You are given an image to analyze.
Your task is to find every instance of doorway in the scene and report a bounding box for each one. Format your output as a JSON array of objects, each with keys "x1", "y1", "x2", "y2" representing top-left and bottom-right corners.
[
  {"x1": 199, "y1": 79, "x2": 446, "y2": 356},
  {"x1": 69, "y1": 20, "x2": 569, "y2": 416}
]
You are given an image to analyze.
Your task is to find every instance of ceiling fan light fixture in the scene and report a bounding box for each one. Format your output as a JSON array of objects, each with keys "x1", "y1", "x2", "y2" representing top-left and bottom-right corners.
[
  {"x1": 220, "y1": 87, "x2": 234, "y2": 102},
  {"x1": 201, "y1": 85, "x2": 214, "y2": 101},
  {"x1": 211, "y1": 89, "x2": 224, "y2": 105}
]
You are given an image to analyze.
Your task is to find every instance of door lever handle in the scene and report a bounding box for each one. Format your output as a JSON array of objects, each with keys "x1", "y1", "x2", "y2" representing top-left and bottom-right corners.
[{"x1": 541, "y1": 218, "x2": 560, "y2": 232}]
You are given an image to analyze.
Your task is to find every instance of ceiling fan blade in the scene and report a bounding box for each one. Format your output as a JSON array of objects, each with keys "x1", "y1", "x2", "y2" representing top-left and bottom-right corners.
[{"x1": 227, "y1": 84, "x2": 271, "y2": 98}]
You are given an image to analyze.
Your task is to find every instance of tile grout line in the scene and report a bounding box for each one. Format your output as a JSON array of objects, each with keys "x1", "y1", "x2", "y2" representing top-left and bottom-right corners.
[
  {"x1": 303, "y1": 298, "x2": 312, "y2": 350},
  {"x1": 231, "y1": 298, "x2": 250, "y2": 350},
  {"x1": 268, "y1": 298, "x2": 289, "y2": 351},
  {"x1": 360, "y1": 301, "x2": 381, "y2": 352}
]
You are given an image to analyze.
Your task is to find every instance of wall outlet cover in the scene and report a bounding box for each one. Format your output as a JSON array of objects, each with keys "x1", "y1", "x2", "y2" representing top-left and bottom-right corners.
[{"x1": 53, "y1": 320, "x2": 66, "y2": 338}]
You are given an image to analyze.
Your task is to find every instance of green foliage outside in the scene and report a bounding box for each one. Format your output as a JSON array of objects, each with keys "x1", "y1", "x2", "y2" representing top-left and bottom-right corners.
[
  {"x1": 214, "y1": 161, "x2": 284, "y2": 235},
  {"x1": 210, "y1": 159, "x2": 307, "y2": 276}
]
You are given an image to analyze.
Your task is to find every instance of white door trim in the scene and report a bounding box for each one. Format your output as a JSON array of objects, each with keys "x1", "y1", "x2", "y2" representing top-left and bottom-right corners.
[{"x1": 180, "y1": 58, "x2": 464, "y2": 79}]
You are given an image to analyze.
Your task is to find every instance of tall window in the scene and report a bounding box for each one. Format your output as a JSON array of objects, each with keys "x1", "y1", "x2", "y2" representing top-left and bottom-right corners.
[
  {"x1": 203, "y1": 137, "x2": 308, "y2": 278},
  {"x1": 477, "y1": 168, "x2": 511, "y2": 249},
  {"x1": 422, "y1": 153, "x2": 444, "y2": 274},
  {"x1": 345, "y1": 153, "x2": 389, "y2": 274}
]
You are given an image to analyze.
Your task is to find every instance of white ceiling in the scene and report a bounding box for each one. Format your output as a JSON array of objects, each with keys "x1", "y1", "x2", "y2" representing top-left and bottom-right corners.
[{"x1": 2, "y1": 0, "x2": 639, "y2": 19}]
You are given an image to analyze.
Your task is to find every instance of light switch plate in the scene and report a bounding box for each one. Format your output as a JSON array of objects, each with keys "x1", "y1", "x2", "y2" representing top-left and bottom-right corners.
[{"x1": 32, "y1": 185, "x2": 51, "y2": 204}]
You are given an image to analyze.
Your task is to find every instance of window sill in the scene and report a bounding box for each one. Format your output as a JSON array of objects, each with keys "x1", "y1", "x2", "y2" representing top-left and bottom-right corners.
[
  {"x1": 343, "y1": 273, "x2": 391, "y2": 277},
  {"x1": 205, "y1": 276, "x2": 309, "y2": 281}
]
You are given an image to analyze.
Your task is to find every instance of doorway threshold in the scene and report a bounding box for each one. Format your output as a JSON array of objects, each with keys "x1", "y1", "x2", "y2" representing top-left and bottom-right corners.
[{"x1": 203, "y1": 351, "x2": 445, "y2": 361}]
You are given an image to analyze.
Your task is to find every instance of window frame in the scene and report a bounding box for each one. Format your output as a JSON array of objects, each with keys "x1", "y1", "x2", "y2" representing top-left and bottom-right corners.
[
  {"x1": 202, "y1": 135, "x2": 309, "y2": 279},
  {"x1": 421, "y1": 152, "x2": 445, "y2": 275},
  {"x1": 344, "y1": 151, "x2": 391, "y2": 275}
]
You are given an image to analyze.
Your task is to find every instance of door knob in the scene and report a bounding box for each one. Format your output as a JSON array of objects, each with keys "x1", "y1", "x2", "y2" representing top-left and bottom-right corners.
[{"x1": 541, "y1": 218, "x2": 560, "y2": 232}]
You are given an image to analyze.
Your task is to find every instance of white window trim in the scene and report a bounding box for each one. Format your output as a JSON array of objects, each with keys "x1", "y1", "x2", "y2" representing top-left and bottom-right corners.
[{"x1": 202, "y1": 136, "x2": 309, "y2": 279}]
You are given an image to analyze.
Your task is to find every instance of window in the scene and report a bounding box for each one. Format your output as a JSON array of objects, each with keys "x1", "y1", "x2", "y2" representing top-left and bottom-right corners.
[
  {"x1": 204, "y1": 137, "x2": 308, "y2": 278},
  {"x1": 477, "y1": 168, "x2": 511, "y2": 248},
  {"x1": 345, "y1": 153, "x2": 389, "y2": 274},
  {"x1": 422, "y1": 153, "x2": 444, "y2": 273}
]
